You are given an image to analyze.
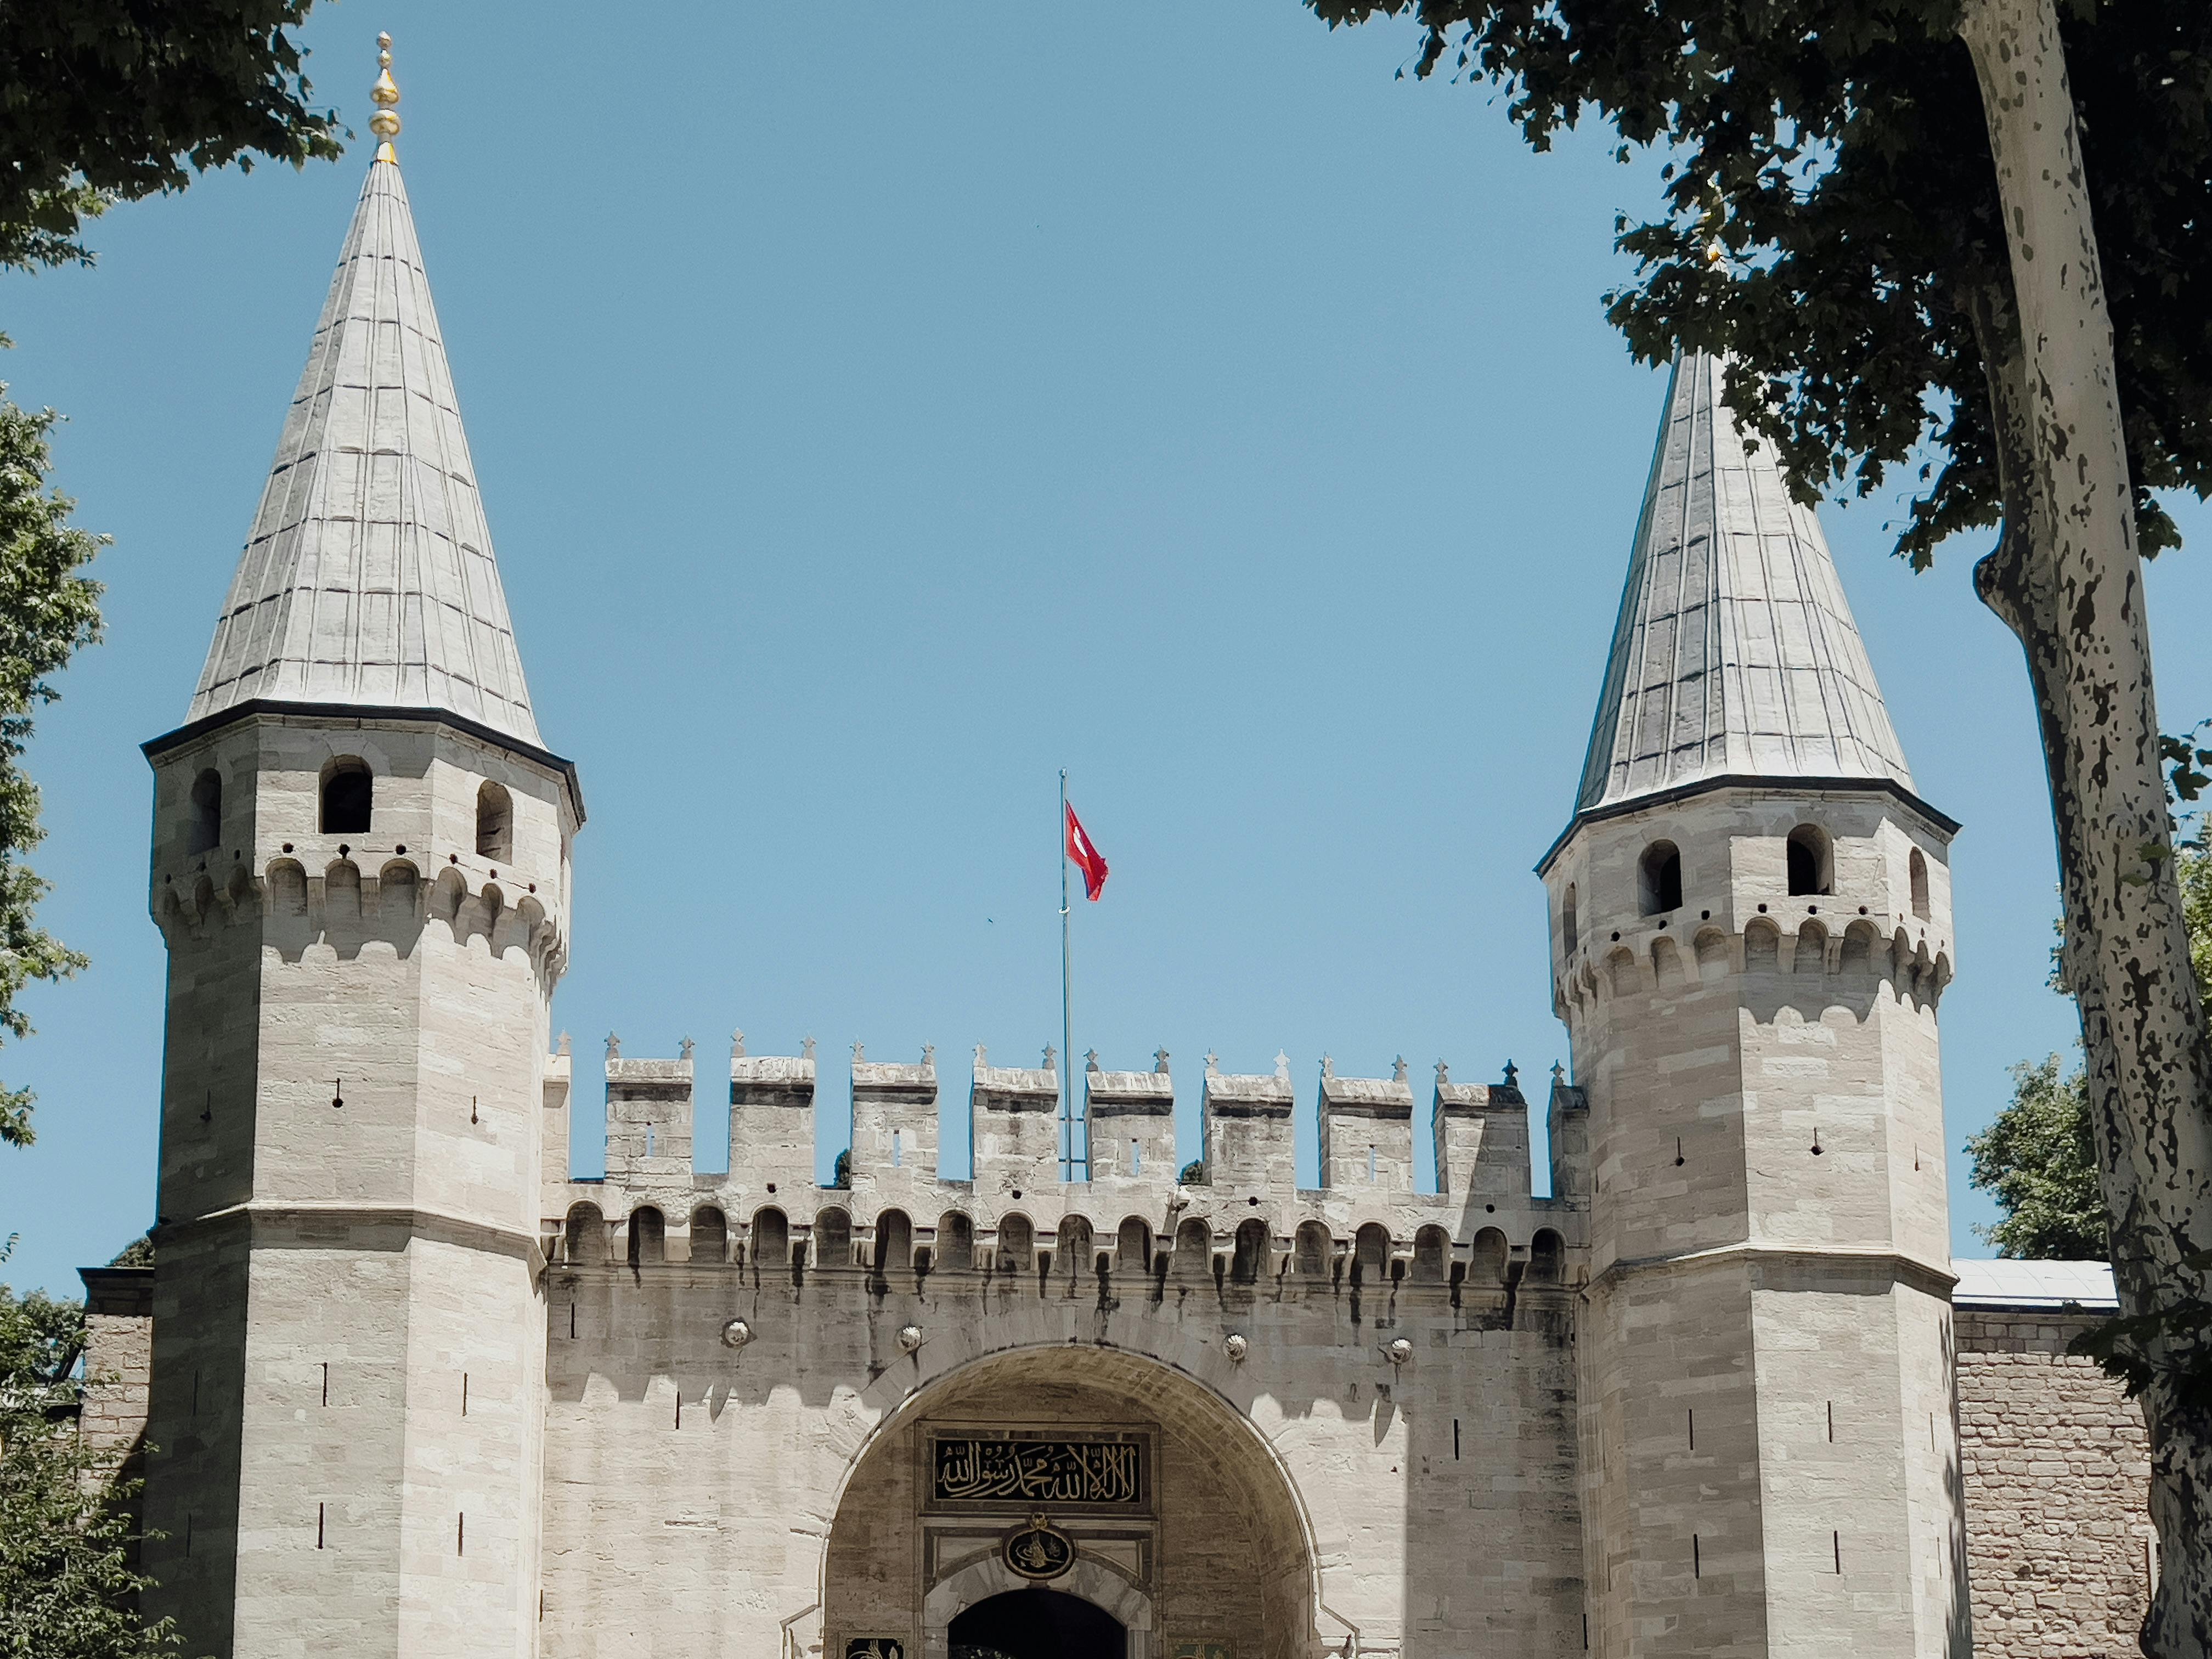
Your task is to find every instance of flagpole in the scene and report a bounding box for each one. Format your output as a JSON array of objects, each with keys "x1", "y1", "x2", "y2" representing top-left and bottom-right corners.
[{"x1": 1059, "y1": 769, "x2": 1074, "y2": 1181}]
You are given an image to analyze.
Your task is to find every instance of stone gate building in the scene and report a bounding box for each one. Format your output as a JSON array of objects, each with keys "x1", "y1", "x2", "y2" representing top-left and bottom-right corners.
[{"x1": 95, "y1": 50, "x2": 2157, "y2": 1659}]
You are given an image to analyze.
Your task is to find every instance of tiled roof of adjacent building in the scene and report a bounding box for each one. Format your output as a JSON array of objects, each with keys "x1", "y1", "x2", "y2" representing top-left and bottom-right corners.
[
  {"x1": 186, "y1": 149, "x2": 541, "y2": 747},
  {"x1": 1951, "y1": 1259, "x2": 2118, "y2": 1311},
  {"x1": 1574, "y1": 351, "x2": 1912, "y2": 815}
]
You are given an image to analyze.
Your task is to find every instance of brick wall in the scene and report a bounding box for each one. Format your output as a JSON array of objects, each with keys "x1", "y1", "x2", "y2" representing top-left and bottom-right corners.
[{"x1": 1956, "y1": 1306, "x2": 2154, "y2": 1658}]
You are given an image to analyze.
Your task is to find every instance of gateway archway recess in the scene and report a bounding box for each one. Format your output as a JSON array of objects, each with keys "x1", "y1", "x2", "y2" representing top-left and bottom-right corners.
[{"x1": 824, "y1": 1346, "x2": 1317, "y2": 1659}]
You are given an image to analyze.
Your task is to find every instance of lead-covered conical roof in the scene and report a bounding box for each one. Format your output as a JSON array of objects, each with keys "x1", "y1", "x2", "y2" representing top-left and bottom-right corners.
[
  {"x1": 186, "y1": 150, "x2": 541, "y2": 747},
  {"x1": 1574, "y1": 351, "x2": 1910, "y2": 815}
]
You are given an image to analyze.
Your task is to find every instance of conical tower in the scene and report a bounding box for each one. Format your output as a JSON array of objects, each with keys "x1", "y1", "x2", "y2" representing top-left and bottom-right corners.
[
  {"x1": 138, "y1": 41, "x2": 578, "y2": 1658},
  {"x1": 1543, "y1": 352, "x2": 1968, "y2": 1657}
]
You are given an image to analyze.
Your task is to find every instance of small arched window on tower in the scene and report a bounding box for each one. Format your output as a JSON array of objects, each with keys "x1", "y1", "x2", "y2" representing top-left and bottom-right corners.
[
  {"x1": 475, "y1": 781, "x2": 512, "y2": 862},
  {"x1": 1787, "y1": 824, "x2": 1832, "y2": 896},
  {"x1": 187, "y1": 769, "x2": 223, "y2": 855},
  {"x1": 1639, "y1": 841, "x2": 1683, "y2": 916},
  {"x1": 320, "y1": 758, "x2": 373, "y2": 835},
  {"x1": 1561, "y1": 883, "x2": 1579, "y2": 955},
  {"x1": 1909, "y1": 849, "x2": 1931, "y2": 919}
]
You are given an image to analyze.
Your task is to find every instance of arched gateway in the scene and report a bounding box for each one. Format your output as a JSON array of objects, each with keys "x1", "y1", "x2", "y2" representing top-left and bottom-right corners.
[{"x1": 824, "y1": 1347, "x2": 1317, "y2": 1659}]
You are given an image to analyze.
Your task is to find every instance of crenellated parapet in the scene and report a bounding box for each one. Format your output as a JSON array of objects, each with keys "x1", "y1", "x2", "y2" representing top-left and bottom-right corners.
[{"x1": 544, "y1": 1037, "x2": 1591, "y2": 1295}]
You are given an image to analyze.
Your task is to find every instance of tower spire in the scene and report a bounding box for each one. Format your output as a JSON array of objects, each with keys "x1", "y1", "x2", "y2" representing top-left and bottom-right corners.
[
  {"x1": 185, "y1": 37, "x2": 543, "y2": 748},
  {"x1": 1573, "y1": 350, "x2": 1910, "y2": 816}
]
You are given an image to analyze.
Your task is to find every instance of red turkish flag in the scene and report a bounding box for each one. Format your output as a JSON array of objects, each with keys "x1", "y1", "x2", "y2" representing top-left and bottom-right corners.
[{"x1": 1065, "y1": 803, "x2": 1109, "y2": 901}]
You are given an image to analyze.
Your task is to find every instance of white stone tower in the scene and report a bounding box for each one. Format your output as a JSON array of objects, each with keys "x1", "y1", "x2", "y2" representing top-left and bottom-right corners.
[
  {"x1": 139, "y1": 43, "x2": 577, "y2": 1658},
  {"x1": 1543, "y1": 353, "x2": 1968, "y2": 1657}
]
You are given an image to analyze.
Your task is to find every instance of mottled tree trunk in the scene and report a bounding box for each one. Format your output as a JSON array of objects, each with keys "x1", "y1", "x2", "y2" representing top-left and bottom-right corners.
[{"x1": 1960, "y1": 0, "x2": 2212, "y2": 1651}]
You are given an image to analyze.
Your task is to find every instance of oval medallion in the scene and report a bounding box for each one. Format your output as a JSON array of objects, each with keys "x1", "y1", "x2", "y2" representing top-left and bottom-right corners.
[{"x1": 1002, "y1": 1513, "x2": 1075, "y2": 1581}]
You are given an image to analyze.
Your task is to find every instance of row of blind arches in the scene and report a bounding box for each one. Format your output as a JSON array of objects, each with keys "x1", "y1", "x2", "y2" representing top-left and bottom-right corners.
[
  {"x1": 182, "y1": 760, "x2": 516, "y2": 862},
  {"x1": 563, "y1": 1201, "x2": 1567, "y2": 1286},
  {"x1": 1560, "y1": 826, "x2": 1931, "y2": 950}
]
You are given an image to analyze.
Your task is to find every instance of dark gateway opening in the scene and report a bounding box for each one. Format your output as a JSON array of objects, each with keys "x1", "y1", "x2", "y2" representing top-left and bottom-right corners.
[{"x1": 949, "y1": 1586, "x2": 1125, "y2": 1659}]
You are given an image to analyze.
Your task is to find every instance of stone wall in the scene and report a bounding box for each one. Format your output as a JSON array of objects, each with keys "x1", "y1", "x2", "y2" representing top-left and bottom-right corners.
[
  {"x1": 1956, "y1": 1307, "x2": 2154, "y2": 1658},
  {"x1": 539, "y1": 1254, "x2": 1587, "y2": 1659},
  {"x1": 79, "y1": 1267, "x2": 155, "y2": 1476}
]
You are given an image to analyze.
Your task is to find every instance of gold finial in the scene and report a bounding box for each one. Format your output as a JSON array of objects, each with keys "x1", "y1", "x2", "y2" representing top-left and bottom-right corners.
[
  {"x1": 370, "y1": 32, "x2": 402, "y2": 162},
  {"x1": 1697, "y1": 184, "x2": 1726, "y2": 270}
]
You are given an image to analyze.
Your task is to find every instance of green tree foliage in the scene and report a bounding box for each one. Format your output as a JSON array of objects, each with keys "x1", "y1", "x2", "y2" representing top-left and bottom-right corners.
[
  {"x1": 1300, "y1": 5, "x2": 2212, "y2": 1642},
  {"x1": 0, "y1": 3, "x2": 342, "y2": 272},
  {"x1": 0, "y1": 1260, "x2": 175, "y2": 1659},
  {"x1": 1973, "y1": 840, "x2": 2212, "y2": 1262},
  {"x1": 0, "y1": 2, "x2": 343, "y2": 1143},
  {"x1": 1302, "y1": 0, "x2": 2212, "y2": 567},
  {"x1": 0, "y1": 394, "x2": 104, "y2": 1148},
  {"x1": 1968, "y1": 1056, "x2": 2105, "y2": 1260}
]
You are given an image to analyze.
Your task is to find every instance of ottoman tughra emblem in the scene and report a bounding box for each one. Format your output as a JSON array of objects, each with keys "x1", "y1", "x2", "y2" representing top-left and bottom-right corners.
[{"x1": 1002, "y1": 1513, "x2": 1075, "y2": 1581}]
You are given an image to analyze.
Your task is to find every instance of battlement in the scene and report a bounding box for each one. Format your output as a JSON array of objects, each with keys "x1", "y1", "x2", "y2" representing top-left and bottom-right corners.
[{"x1": 545, "y1": 1035, "x2": 1589, "y2": 1288}]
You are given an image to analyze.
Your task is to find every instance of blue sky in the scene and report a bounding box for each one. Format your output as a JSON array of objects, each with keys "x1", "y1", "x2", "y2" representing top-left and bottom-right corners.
[{"x1": 2, "y1": 0, "x2": 2208, "y2": 1292}]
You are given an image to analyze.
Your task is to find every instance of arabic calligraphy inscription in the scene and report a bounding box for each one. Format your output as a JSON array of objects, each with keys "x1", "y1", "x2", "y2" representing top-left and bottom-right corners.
[{"x1": 930, "y1": 1435, "x2": 1144, "y2": 1508}]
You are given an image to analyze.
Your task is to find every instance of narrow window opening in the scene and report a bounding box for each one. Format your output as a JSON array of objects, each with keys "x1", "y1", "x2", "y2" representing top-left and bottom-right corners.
[
  {"x1": 1833, "y1": 1530, "x2": 1842, "y2": 1573},
  {"x1": 1367, "y1": 1144, "x2": 1378, "y2": 1182},
  {"x1": 1827, "y1": 1401, "x2": 1835, "y2": 1442},
  {"x1": 1131, "y1": 1138, "x2": 1140, "y2": 1176},
  {"x1": 185, "y1": 1513, "x2": 193, "y2": 1556},
  {"x1": 188, "y1": 769, "x2": 223, "y2": 855},
  {"x1": 475, "y1": 781, "x2": 513, "y2": 862},
  {"x1": 568, "y1": 1303, "x2": 576, "y2": 1339},
  {"x1": 1688, "y1": 1409, "x2": 1695, "y2": 1451},
  {"x1": 1786, "y1": 824, "x2": 1832, "y2": 896},
  {"x1": 675, "y1": 1390, "x2": 682, "y2": 1429},
  {"x1": 1583, "y1": 1614, "x2": 1589, "y2": 1651},
  {"x1": 461, "y1": 1373, "x2": 469, "y2": 1417},
  {"x1": 319, "y1": 759, "x2": 373, "y2": 834},
  {"x1": 1693, "y1": 1534, "x2": 1701, "y2": 1579},
  {"x1": 892, "y1": 1128, "x2": 902, "y2": 1169},
  {"x1": 1675, "y1": 1136, "x2": 1685, "y2": 1167},
  {"x1": 1640, "y1": 840, "x2": 1683, "y2": 915},
  {"x1": 645, "y1": 1124, "x2": 654, "y2": 1158},
  {"x1": 1561, "y1": 883, "x2": 1579, "y2": 955},
  {"x1": 1909, "y1": 849, "x2": 1931, "y2": 919},
  {"x1": 458, "y1": 1513, "x2": 465, "y2": 1556},
  {"x1": 192, "y1": 1370, "x2": 200, "y2": 1417},
  {"x1": 317, "y1": 1503, "x2": 325, "y2": 1549},
  {"x1": 1453, "y1": 1418, "x2": 1461, "y2": 1460}
]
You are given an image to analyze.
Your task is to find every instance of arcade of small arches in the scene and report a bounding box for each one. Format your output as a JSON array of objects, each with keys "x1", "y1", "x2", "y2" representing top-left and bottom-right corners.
[
  {"x1": 557, "y1": 1200, "x2": 1568, "y2": 1289},
  {"x1": 1556, "y1": 911, "x2": 1953, "y2": 1017}
]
